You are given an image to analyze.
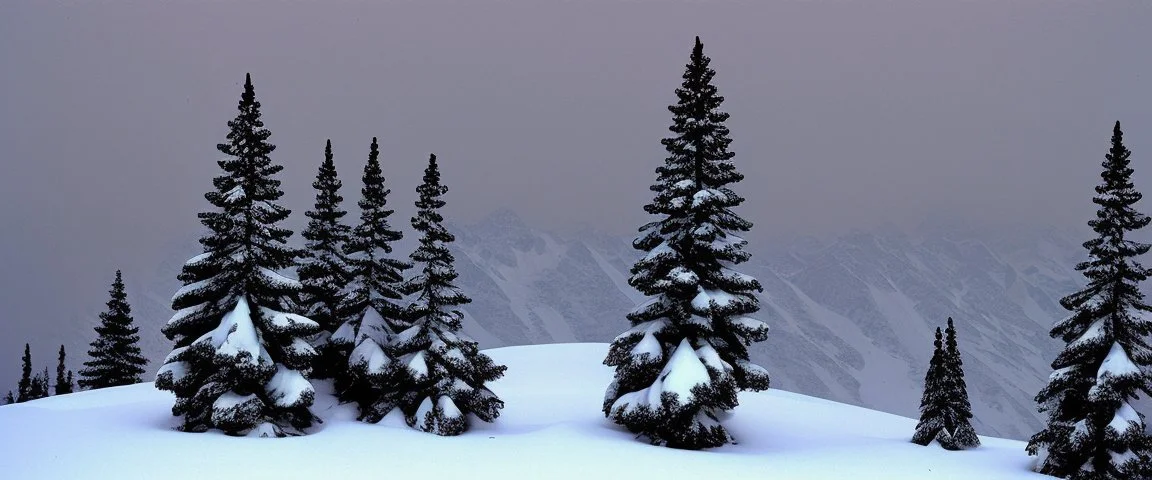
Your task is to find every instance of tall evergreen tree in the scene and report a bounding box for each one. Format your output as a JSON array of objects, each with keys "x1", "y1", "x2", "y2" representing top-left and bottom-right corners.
[
  {"x1": 55, "y1": 345, "x2": 74, "y2": 395},
  {"x1": 913, "y1": 328, "x2": 953, "y2": 447},
  {"x1": 155, "y1": 73, "x2": 320, "y2": 437},
  {"x1": 79, "y1": 271, "x2": 147, "y2": 389},
  {"x1": 374, "y1": 154, "x2": 506, "y2": 435},
  {"x1": 16, "y1": 344, "x2": 31, "y2": 402},
  {"x1": 1027, "y1": 121, "x2": 1152, "y2": 479},
  {"x1": 602, "y1": 36, "x2": 769, "y2": 450},
  {"x1": 299, "y1": 139, "x2": 355, "y2": 379},
  {"x1": 331, "y1": 137, "x2": 410, "y2": 408},
  {"x1": 942, "y1": 317, "x2": 979, "y2": 449}
]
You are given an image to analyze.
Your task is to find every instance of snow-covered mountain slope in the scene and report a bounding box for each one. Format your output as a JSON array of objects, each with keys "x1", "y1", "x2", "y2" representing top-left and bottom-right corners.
[
  {"x1": 0, "y1": 343, "x2": 1045, "y2": 480},
  {"x1": 18, "y1": 210, "x2": 1096, "y2": 441},
  {"x1": 448, "y1": 213, "x2": 1087, "y2": 440}
]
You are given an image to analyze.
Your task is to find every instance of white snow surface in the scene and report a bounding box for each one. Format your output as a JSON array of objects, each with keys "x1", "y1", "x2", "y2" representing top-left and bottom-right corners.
[
  {"x1": 1098, "y1": 342, "x2": 1141, "y2": 380},
  {"x1": 691, "y1": 288, "x2": 738, "y2": 311},
  {"x1": 350, "y1": 338, "x2": 389, "y2": 375},
  {"x1": 266, "y1": 365, "x2": 313, "y2": 408},
  {"x1": 259, "y1": 307, "x2": 319, "y2": 331},
  {"x1": 656, "y1": 338, "x2": 712, "y2": 403},
  {"x1": 199, "y1": 297, "x2": 270, "y2": 365},
  {"x1": 0, "y1": 343, "x2": 1045, "y2": 480}
]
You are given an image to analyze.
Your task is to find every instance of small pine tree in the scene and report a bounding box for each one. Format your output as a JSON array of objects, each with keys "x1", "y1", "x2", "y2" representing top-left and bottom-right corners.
[
  {"x1": 913, "y1": 328, "x2": 954, "y2": 448},
  {"x1": 79, "y1": 271, "x2": 148, "y2": 390},
  {"x1": 16, "y1": 344, "x2": 31, "y2": 402},
  {"x1": 3, "y1": 391, "x2": 13, "y2": 404},
  {"x1": 299, "y1": 139, "x2": 355, "y2": 379},
  {"x1": 602, "y1": 36, "x2": 769, "y2": 450},
  {"x1": 55, "y1": 345, "x2": 74, "y2": 395},
  {"x1": 29, "y1": 367, "x2": 50, "y2": 400},
  {"x1": 154, "y1": 74, "x2": 320, "y2": 437},
  {"x1": 332, "y1": 137, "x2": 410, "y2": 410},
  {"x1": 380, "y1": 154, "x2": 506, "y2": 435},
  {"x1": 942, "y1": 318, "x2": 979, "y2": 449},
  {"x1": 1027, "y1": 121, "x2": 1152, "y2": 479}
]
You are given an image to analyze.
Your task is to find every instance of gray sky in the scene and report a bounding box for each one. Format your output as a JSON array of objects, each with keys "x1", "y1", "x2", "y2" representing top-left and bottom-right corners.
[{"x1": 1, "y1": 1, "x2": 1150, "y2": 379}]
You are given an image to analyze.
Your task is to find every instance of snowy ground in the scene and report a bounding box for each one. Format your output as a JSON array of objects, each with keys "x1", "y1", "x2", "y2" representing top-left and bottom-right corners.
[{"x1": 0, "y1": 343, "x2": 1047, "y2": 479}]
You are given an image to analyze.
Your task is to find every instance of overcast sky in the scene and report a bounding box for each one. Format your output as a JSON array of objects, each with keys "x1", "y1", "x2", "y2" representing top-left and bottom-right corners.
[{"x1": 1, "y1": 1, "x2": 1150, "y2": 380}]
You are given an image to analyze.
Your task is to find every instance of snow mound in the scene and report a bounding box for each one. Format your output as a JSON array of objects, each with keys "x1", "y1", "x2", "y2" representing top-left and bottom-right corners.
[{"x1": 0, "y1": 343, "x2": 1044, "y2": 480}]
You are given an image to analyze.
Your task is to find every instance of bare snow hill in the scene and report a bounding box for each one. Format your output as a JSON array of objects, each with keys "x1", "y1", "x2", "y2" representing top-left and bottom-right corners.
[
  {"x1": 0, "y1": 343, "x2": 1046, "y2": 480},
  {"x1": 7, "y1": 210, "x2": 1115, "y2": 440}
]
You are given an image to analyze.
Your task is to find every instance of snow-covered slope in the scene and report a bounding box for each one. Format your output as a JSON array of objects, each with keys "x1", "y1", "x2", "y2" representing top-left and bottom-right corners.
[
  {"x1": 447, "y1": 213, "x2": 1087, "y2": 440},
  {"x1": 9, "y1": 210, "x2": 1096, "y2": 441},
  {"x1": 0, "y1": 343, "x2": 1045, "y2": 480}
]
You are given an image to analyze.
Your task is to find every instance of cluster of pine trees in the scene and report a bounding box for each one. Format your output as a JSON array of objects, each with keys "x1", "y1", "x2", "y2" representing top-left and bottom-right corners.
[
  {"x1": 4, "y1": 344, "x2": 72, "y2": 404},
  {"x1": 5, "y1": 34, "x2": 1148, "y2": 480},
  {"x1": 4, "y1": 270, "x2": 149, "y2": 403},
  {"x1": 152, "y1": 74, "x2": 504, "y2": 437},
  {"x1": 904, "y1": 121, "x2": 1152, "y2": 478},
  {"x1": 907, "y1": 121, "x2": 1152, "y2": 480}
]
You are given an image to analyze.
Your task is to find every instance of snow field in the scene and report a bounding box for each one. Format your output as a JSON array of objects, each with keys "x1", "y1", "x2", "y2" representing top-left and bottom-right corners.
[{"x1": 0, "y1": 343, "x2": 1046, "y2": 480}]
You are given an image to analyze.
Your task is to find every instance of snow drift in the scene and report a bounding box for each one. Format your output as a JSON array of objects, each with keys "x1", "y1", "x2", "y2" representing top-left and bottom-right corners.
[{"x1": 0, "y1": 343, "x2": 1047, "y2": 479}]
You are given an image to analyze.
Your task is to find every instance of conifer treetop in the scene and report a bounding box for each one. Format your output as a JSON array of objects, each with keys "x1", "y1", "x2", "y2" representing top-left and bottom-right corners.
[
  {"x1": 299, "y1": 138, "x2": 353, "y2": 335},
  {"x1": 80, "y1": 269, "x2": 146, "y2": 390}
]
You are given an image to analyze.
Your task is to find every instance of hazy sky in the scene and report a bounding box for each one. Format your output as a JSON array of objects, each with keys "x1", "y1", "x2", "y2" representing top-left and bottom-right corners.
[{"x1": 1, "y1": 1, "x2": 1150, "y2": 380}]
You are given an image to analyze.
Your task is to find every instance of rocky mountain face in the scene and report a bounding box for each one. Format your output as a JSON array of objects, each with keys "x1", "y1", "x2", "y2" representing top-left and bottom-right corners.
[{"x1": 43, "y1": 210, "x2": 1103, "y2": 440}]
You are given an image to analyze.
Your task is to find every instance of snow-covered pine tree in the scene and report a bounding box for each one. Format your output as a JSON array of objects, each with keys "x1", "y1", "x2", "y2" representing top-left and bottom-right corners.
[
  {"x1": 913, "y1": 328, "x2": 955, "y2": 448},
  {"x1": 331, "y1": 137, "x2": 411, "y2": 412},
  {"x1": 382, "y1": 154, "x2": 506, "y2": 435},
  {"x1": 602, "y1": 36, "x2": 769, "y2": 450},
  {"x1": 55, "y1": 345, "x2": 74, "y2": 395},
  {"x1": 299, "y1": 139, "x2": 355, "y2": 379},
  {"x1": 155, "y1": 74, "x2": 320, "y2": 437},
  {"x1": 1027, "y1": 121, "x2": 1152, "y2": 479},
  {"x1": 16, "y1": 344, "x2": 31, "y2": 402},
  {"x1": 942, "y1": 317, "x2": 979, "y2": 449},
  {"x1": 3, "y1": 391, "x2": 12, "y2": 404},
  {"x1": 79, "y1": 270, "x2": 147, "y2": 390}
]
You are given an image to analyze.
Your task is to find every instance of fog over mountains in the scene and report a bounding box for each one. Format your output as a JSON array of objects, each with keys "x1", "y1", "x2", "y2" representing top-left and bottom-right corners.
[{"x1": 7, "y1": 209, "x2": 1114, "y2": 440}]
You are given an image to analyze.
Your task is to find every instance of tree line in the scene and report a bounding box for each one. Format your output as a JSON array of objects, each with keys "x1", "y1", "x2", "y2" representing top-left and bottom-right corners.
[{"x1": 5, "y1": 270, "x2": 147, "y2": 403}]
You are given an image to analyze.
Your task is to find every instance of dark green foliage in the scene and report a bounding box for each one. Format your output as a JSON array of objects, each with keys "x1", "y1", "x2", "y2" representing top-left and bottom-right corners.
[
  {"x1": 913, "y1": 322, "x2": 978, "y2": 450},
  {"x1": 1028, "y1": 122, "x2": 1152, "y2": 479},
  {"x1": 29, "y1": 367, "x2": 50, "y2": 400},
  {"x1": 299, "y1": 139, "x2": 354, "y2": 379},
  {"x1": 333, "y1": 137, "x2": 410, "y2": 407},
  {"x1": 55, "y1": 345, "x2": 74, "y2": 395},
  {"x1": 79, "y1": 271, "x2": 147, "y2": 390},
  {"x1": 155, "y1": 74, "x2": 319, "y2": 437},
  {"x1": 913, "y1": 328, "x2": 951, "y2": 447},
  {"x1": 943, "y1": 318, "x2": 979, "y2": 449},
  {"x1": 16, "y1": 344, "x2": 31, "y2": 402},
  {"x1": 3, "y1": 391, "x2": 13, "y2": 404},
  {"x1": 603, "y1": 36, "x2": 769, "y2": 450},
  {"x1": 373, "y1": 154, "x2": 506, "y2": 435}
]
